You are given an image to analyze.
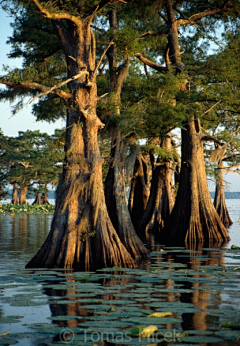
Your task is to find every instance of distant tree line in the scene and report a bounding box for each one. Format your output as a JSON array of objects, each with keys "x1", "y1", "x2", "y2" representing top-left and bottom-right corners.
[
  {"x1": 210, "y1": 191, "x2": 240, "y2": 200},
  {"x1": 0, "y1": 129, "x2": 64, "y2": 204},
  {"x1": 0, "y1": 0, "x2": 240, "y2": 270}
]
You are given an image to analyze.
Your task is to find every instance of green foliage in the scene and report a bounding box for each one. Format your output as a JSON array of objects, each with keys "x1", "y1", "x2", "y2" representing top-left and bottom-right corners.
[
  {"x1": 141, "y1": 142, "x2": 179, "y2": 162},
  {"x1": 1, "y1": 0, "x2": 240, "y2": 189},
  {"x1": 0, "y1": 203, "x2": 54, "y2": 215},
  {"x1": 0, "y1": 129, "x2": 64, "y2": 197}
]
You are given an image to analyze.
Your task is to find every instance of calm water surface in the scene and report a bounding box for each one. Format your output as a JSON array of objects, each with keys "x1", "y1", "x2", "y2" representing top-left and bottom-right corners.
[{"x1": 0, "y1": 200, "x2": 240, "y2": 345}]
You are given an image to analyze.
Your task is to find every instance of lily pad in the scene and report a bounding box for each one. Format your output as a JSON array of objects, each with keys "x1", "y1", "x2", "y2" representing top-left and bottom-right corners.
[
  {"x1": 220, "y1": 321, "x2": 240, "y2": 330},
  {"x1": 0, "y1": 338, "x2": 18, "y2": 345},
  {"x1": 0, "y1": 316, "x2": 23, "y2": 323},
  {"x1": 180, "y1": 336, "x2": 223, "y2": 343},
  {"x1": 215, "y1": 329, "x2": 240, "y2": 340}
]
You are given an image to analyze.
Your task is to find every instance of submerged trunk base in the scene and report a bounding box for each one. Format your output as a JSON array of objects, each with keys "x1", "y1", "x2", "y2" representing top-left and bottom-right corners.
[
  {"x1": 159, "y1": 121, "x2": 230, "y2": 246},
  {"x1": 26, "y1": 168, "x2": 136, "y2": 271}
]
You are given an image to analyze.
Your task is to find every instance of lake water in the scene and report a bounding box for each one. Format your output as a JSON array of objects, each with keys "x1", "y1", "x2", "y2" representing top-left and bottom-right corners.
[{"x1": 0, "y1": 200, "x2": 240, "y2": 345}]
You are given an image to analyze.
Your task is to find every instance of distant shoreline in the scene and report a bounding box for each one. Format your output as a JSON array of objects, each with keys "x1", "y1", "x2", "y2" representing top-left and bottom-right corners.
[
  {"x1": 209, "y1": 192, "x2": 240, "y2": 199},
  {"x1": 4, "y1": 190, "x2": 240, "y2": 200}
]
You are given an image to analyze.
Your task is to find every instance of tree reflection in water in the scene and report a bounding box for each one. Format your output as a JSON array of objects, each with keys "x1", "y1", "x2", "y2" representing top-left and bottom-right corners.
[{"x1": 40, "y1": 241, "x2": 228, "y2": 346}]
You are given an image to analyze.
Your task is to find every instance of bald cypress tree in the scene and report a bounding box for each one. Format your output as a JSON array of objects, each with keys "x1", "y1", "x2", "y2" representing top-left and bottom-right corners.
[
  {"x1": 133, "y1": 0, "x2": 236, "y2": 245},
  {"x1": 1, "y1": 0, "x2": 135, "y2": 269}
]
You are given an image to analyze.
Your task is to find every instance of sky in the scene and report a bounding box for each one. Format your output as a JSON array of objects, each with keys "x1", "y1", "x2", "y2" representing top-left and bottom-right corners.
[
  {"x1": 0, "y1": 11, "x2": 64, "y2": 137},
  {"x1": 1, "y1": 9, "x2": 240, "y2": 192}
]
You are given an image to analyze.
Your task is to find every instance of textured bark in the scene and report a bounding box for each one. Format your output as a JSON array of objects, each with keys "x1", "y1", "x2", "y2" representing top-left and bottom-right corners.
[
  {"x1": 104, "y1": 7, "x2": 148, "y2": 260},
  {"x1": 159, "y1": 1, "x2": 229, "y2": 245},
  {"x1": 137, "y1": 136, "x2": 175, "y2": 239},
  {"x1": 42, "y1": 191, "x2": 50, "y2": 205},
  {"x1": 11, "y1": 183, "x2": 19, "y2": 205},
  {"x1": 32, "y1": 192, "x2": 42, "y2": 205},
  {"x1": 214, "y1": 161, "x2": 233, "y2": 227},
  {"x1": 105, "y1": 134, "x2": 149, "y2": 260},
  {"x1": 26, "y1": 15, "x2": 135, "y2": 270},
  {"x1": 160, "y1": 119, "x2": 230, "y2": 246},
  {"x1": 19, "y1": 186, "x2": 28, "y2": 205},
  {"x1": 128, "y1": 154, "x2": 150, "y2": 229}
]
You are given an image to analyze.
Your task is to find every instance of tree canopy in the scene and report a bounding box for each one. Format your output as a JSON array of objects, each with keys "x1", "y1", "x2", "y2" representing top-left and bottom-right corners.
[{"x1": 0, "y1": 0, "x2": 240, "y2": 269}]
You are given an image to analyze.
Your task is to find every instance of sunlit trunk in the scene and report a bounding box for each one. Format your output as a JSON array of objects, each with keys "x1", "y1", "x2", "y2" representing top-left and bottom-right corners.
[
  {"x1": 11, "y1": 183, "x2": 19, "y2": 205},
  {"x1": 26, "y1": 17, "x2": 135, "y2": 270},
  {"x1": 214, "y1": 161, "x2": 233, "y2": 227},
  {"x1": 19, "y1": 186, "x2": 28, "y2": 205},
  {"x1": 160, "y1": 119, "x2": 230, "y2": 246}
]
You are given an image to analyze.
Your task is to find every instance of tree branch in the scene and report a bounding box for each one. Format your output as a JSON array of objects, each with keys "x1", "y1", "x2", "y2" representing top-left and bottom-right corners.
[
  {"x1": 177, "y1": 7, "x2": 226, "y2": 27},
  {"x1": 0, "y1": 78, "x2": 71, "y2": 102},
  {"x1": 158, "y1": 11, "x2": 167, "y2": 22},
  {"x1": 223, "y1": 153, "x2": 240, "y2": 162},
  {"x1": 29, "y1": 73, "x2": 86, "y2": 103},
  {"x1": 201, "y1": 135, "x2": 224, "y2": 145},
  {"x1": 135, "y1": 53, "x2": 167, "y2": 73},
  {"x1": 94, "y1": 40, "x2": 115, "y2": 76},
  {"x1": 31, "y1": 0, "x2": 82, "y2": 27}
]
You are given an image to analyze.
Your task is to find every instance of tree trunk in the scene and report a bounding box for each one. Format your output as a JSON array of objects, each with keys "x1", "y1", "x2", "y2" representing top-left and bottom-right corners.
[
  {"x1": 11, "y1": 183, "x2": 19, "y2": 205},
  {"x1": 19, "y1": 186, "x2": 28, "y2": 205},
  {"x1": 103, "y1": 6, "x2": 148, "y2": 260},
  {"x1": 160, "y1": 119, "x2": 230, "y2": 246},
  {"x1": 128, "y1": 154, "x2": 150, "y2": 229},
  {"x1": 137, "y1": 136, "x2": 175, "y2": 239},
  {"x1": 32, "y1": 192, "x2": 42, "y2": 205},
  {"x1": 105, "y1": 133, "x2": 149, "y2": 260},
  {"x1": 214, "y1": 161, "x2": 233, "y2": 227},
  {"x1": 26, "y1": 18, "x2": 135, "y2": 270},
  {"x1": 42, "y1": 191, "x2": 50, "y2": 205}
]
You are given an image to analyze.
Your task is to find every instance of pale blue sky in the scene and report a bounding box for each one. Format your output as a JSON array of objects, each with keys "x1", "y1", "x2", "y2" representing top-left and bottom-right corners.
[
  {"x1": 0, "y1": 10, "x2": 64, "y2": 137},
  {"x1": 1, "y1": 9, "x2": 240, "y2": 192}
]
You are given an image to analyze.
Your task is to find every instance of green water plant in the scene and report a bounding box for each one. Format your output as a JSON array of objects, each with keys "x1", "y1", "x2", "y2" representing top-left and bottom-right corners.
[{"x1": 0, "y1": 204, "x2": 54, "y2": 215}]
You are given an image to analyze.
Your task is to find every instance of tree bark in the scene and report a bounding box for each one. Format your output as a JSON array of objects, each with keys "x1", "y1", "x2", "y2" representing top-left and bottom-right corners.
[
  {"x1": 157, "y1": 1, "x2": 229, "y2": 246},
  {"x1": 137, "y1": 136, "x2": 175, "y2": 239},
  {"x1": 214, "y1": 161, "x2": 233, "y2": 227},
  {"x1": 105, "y1": 132, "x2": 149, "y2": 260},
  {"x1": 128, "y1": 154, "x2": 150, "y2": 229},
  {"x1": 26, "y1": 15, "x2": 135, "y2": 270},
  {"x1": 32, "y1": 192, "x2": 42, "y2": 205},
  {"x1": 160, "y1": 119, "x2": 230, "y2": 246},
  {"x1": 11, "y1": 183, "x2": 19, "y2": 205},
  {"x1": 104, "y1": 6, "x2": 148, "y2": 260},
  {"x1": 42, "y1": 191, "x2": 50, "y2": 205},
  {"x1": 19, "y1": 186, "x2": 28, "y2": 205}
]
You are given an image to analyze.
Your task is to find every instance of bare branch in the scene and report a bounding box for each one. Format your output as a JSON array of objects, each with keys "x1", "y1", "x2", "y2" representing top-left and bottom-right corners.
[
  {"x1": 173, "y1": 6, "x2": 187, "y2": 19},
  {"x1": 201, "y1": 135, "x2": 224, "y2": 145},
  {"x1": 20, "y1": 161, "x2": 32, "y2": 169},
  {"x1": 91, "y1": 25, "x2": 105, "y2": 32},
  {"x1": 94, "y1": 40, "x2": 114, "y2": 76},
  {"x1": 98, "y1": 92, "x2": 109, "y2": 101},
  {"x1": 31, "y1": 0, "x2": 82, "y2": 27},
  {"x1": 29, "y1": 73, "x2": 85, "y2": 103},
  {"x1": 177, "y1": 8, "x2": 225, "y2": 27},
  {"x1": 230, "y1": 125, "x2": 240, "y2": 136},
  {"x1": 158, "y1": 11, "x2": 167, "y2": 22},
  {"x1": 135, "y1": 53, "x2": 167, "y2": 73},
  {"x1": 0, "y1": 78, "x2": 71, "y2": 101}
]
